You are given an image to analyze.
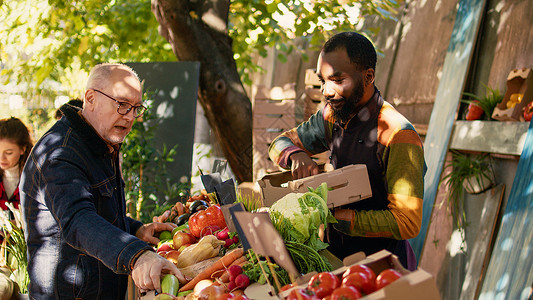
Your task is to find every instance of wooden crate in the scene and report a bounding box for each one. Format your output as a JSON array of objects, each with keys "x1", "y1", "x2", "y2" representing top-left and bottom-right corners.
[
  {"x1": 253, "y1": 100, "x2": 295, "y2": 129},
  {"x1": 304, "y1": 87, "x2": 324, "y2": 121},
  {"x1": 252, "y1": 85, "x2": 296, "y2": 182},
  {"x1": 303, "y1": 69, "x2": 324, "y2": 121},
  {"x1": 252, "y1": 128, "x2": 287, "y2": 182}
]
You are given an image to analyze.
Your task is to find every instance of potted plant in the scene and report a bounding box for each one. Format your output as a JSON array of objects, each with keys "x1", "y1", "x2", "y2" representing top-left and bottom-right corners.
[
  {"x1": 440, "y1": 150, "x2": 495, "y2": 236},
  {"x1": 462, "y1": 84, "x2": 504, "y2": 120}
]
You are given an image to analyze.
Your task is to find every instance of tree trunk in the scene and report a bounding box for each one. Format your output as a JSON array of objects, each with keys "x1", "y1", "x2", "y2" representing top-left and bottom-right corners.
[{"x1": 151, "y1": 0, "x2": 252, "y2": 182}]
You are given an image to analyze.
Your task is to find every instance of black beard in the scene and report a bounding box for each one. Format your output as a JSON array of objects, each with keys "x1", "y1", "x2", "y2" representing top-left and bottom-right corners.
[{"x1": 330, "y1": 83, "x2": 365, "y2": 123}]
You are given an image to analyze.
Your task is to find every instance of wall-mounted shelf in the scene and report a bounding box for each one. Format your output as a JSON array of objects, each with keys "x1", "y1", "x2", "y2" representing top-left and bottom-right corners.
[{"x1": 450, "y1": 121, "x2": 529, "y2": 156}]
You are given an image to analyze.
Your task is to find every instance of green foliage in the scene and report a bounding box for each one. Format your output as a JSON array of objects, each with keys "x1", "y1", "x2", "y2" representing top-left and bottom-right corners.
[
  {"x1": 0, "y1": 205, "x2": 29, "y2": 294},
  {"x1": 439, "y1": 150, "x2": 494, "y2": 244},
  {"x1": 462, "y1": 84, "x2": 504, "y2": 120},
  {"x1": 243, "y1": 254, "x2": 291, "y2": 288},
  {"x1": 285, "y1": 240, "x2": 332, "y2": 274},
  {"x1": 0, "y1": 0, "x2": 174, "y2": 100},
  {"x1": 121, "y1": 92, "x2": 190, "y2": 223},
  {"x1": 2, "y1": 222, "x2": 29, "y2": 294},
  {"x1": 230, "y1": 0, "x2": 399, "y2": 85},
  {"x1": 236, "y1": 191, "x2": 263, "y2": 212},
  {"x1": 1, "y1": 0, "x2": 399, "y2": 97}
]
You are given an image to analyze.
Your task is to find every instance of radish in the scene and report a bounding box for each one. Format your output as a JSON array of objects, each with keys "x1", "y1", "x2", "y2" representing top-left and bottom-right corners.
[
  {"x1": 235, "y1": 274, "x2": 250, "y2": 289},
  {"x1": 227, "y1": 281, "x2": 237, "y2": 291},
  {"x1": 216, "y1": 227, "x2": 229, "y2": 240},
  {"x1": 227, "y1": 265, "x2": 242, "y2": 281},
  {"x1": 224, "y1": 238, "x2": 234, "y2": 248}
]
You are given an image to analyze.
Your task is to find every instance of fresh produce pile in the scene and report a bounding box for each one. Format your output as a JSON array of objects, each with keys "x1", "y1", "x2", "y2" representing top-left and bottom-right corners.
[
  {"x1": 153, "y1": 193, "x2": 215, "y2": 226},
  {"x1": 282, "y1": 264, "x2": 404, "y2": 300},
  {"x1": 152, "y1": 193, "x2": 253, "y2": 299},
  {"x1": 149, "y1": 184, "x2": 342, "y2": 300}
]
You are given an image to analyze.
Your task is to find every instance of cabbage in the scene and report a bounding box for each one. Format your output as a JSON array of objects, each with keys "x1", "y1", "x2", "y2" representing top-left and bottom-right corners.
[{"x1": 269, "y1": 183, "x2": 337, "y2": 251}]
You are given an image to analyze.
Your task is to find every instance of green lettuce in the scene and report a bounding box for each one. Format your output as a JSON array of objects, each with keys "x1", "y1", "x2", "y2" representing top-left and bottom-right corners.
[{"x1": 269, "y1": 183, "x2": 337, "y2": 251}]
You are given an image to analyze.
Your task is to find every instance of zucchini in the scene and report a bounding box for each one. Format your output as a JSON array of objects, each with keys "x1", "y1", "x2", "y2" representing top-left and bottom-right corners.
[{"x1": 161, "y1": 274, "x2": 180, "y2": 296}]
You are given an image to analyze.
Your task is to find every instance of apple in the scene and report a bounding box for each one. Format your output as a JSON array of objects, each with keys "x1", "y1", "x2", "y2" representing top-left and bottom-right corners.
[
  {"x1": 157, "y1": 241, "x2": 174, "y2": 254},
  {"x1": 172, "y1": 224, "x2": 190, "y2": 236},
  {"x1": 159, "y1": 230, "x2": 173, "y2": 241},
  {"x1": 164, "y1": 250, "x2": 181, "y2": 264},
  {"x1": 173, "y1": 231, "x2": 197, "y2": 249}
]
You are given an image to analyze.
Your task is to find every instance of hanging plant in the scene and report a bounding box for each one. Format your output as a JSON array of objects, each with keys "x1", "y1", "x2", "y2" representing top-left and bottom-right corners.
[{"x1": 439, "y1": 150, "x2": 495, "y2": 244}]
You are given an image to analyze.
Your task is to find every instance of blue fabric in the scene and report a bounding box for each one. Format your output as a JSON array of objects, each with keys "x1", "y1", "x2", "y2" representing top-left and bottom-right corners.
[{"x1": 20, "y1": 105, "x2": 151, "y2": 299}]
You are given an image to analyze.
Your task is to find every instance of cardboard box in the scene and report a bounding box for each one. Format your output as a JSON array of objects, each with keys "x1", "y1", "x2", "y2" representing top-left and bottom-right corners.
[
  {"x1": 258, "y1": 164, "x2": 372, "y2": 207},
  {"x1": 268, "y1": 250, "x2": 442, "y2": 300},
  {"x1": 492, "y1": 68, "x2": 533, "y2": 121},
  {"x1": 336, "y1": 250, "x2": 441, "y2": 300}
]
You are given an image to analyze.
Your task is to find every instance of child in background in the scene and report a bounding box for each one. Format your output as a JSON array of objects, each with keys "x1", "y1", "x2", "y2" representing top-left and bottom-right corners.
[{"x1": 0, "y1": 117, "x2": 33, "y2": 215}]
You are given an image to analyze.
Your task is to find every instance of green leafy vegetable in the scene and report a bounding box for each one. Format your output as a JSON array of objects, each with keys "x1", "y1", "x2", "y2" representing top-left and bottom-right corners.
[
  {"x1": 285, "y1": 241, "x2": 332, "y2": 274},
  {"x1": 269, "y1": 183, "x2": 337, "y2": 252},
  {"x1": 243, "y1": 249, "x2": 290, "y2": 289}
]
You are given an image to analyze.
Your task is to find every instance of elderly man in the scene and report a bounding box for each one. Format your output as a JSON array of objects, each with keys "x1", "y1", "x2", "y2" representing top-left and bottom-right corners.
[{"x1": 21, "y1": 63, "x2": 184, "y2": 299}]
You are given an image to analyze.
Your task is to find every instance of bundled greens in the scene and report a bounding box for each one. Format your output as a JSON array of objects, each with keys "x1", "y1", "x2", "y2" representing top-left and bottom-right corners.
[
  {"x1": 269, "y1": 183, "x2": 337, "y2": 252},
  {"x1": 243, "y1": 254, "x2": 290, "y2": 288},
  {"x1": 285, "y1": 241, "x2": 332, "y2": 274}
]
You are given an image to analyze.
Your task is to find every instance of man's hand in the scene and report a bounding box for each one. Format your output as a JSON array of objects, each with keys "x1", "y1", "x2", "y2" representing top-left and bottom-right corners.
[
  {"x1": 136, "y1": 222, "x2": 177, "y2": 245},
  {"x1": 290, "y1": 151, "x2": 319, "y2": 179},
  {"x1": 132, "y1": 250, "x2": 187, "y2": 293}
]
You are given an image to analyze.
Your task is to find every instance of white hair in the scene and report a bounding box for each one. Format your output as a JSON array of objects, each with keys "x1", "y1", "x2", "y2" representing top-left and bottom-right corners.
[{"x1": 86, "y1": 63, "x2": 140, "y2": 90}]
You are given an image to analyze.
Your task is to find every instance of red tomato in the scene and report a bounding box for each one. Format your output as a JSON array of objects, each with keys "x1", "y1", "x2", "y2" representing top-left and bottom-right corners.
[
  {"x1": 308, "y1": 272, "x2": 341, "y2": 298},
  {"x1": 280, "y1": 283, "x2": 296, "y2": 293},
  {"x1": 524, "y1": 101, "x2": 533, "y2": 121},
  {"x1": 286, "y1": 288, "x2": 319, "y2": 300},
  {"x1": 342, "y1": 273, "x2": 376, "y2": 295},
  {"x1": 343, "y1": 265, "x2": 376, "y2": 282},
  {"x1": 375, "y1": 269, "x2": 403, "y2": 290},
  {"x1": 188, "y1": 204, "x2": 228, "y2": 238},
  {"x1": 465, "y1": 100, "x2": 484, "y2": 120},
  {"x1": 330, "y1": 286, "x2": 363, "y2": 300}
]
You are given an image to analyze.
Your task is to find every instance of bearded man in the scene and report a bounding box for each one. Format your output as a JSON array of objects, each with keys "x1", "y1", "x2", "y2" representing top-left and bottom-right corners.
[{"x1": 268, "y1": 32, "x2": 426, "y2": 270}]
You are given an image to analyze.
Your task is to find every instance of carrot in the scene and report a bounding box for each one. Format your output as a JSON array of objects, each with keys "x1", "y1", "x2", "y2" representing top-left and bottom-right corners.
[
  {"x1": 229, "y1": 255, "x2": 248, "y2": 267},
  {"x1": 218, "y1": 270, "x2": 230, "y2": 283},
  {"x1": 157, "y1": 210, "x2": 170, "y2": 222},
  {"x1": 179, "y1": 247, "x2": 244, "y2": 292},
  {"x1": 219, "y1": 256, "x2": 249, "y2": 283}
]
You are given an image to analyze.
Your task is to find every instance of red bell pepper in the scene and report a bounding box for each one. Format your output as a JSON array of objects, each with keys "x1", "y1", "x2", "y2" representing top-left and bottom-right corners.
[{"x1": 188, "y1": 204, "x2": 227, "y2": 238}]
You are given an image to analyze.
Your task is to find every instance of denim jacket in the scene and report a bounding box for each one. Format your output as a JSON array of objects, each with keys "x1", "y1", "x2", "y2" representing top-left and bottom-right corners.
[{"x1": 20, "y1": 104, "x2": 153, "y2": 299}]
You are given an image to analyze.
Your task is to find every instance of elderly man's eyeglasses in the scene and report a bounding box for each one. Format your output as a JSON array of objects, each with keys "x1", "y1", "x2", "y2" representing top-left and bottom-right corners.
[{"x1": 92, "y1": 89, "x2": 146, "y2": 118}]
